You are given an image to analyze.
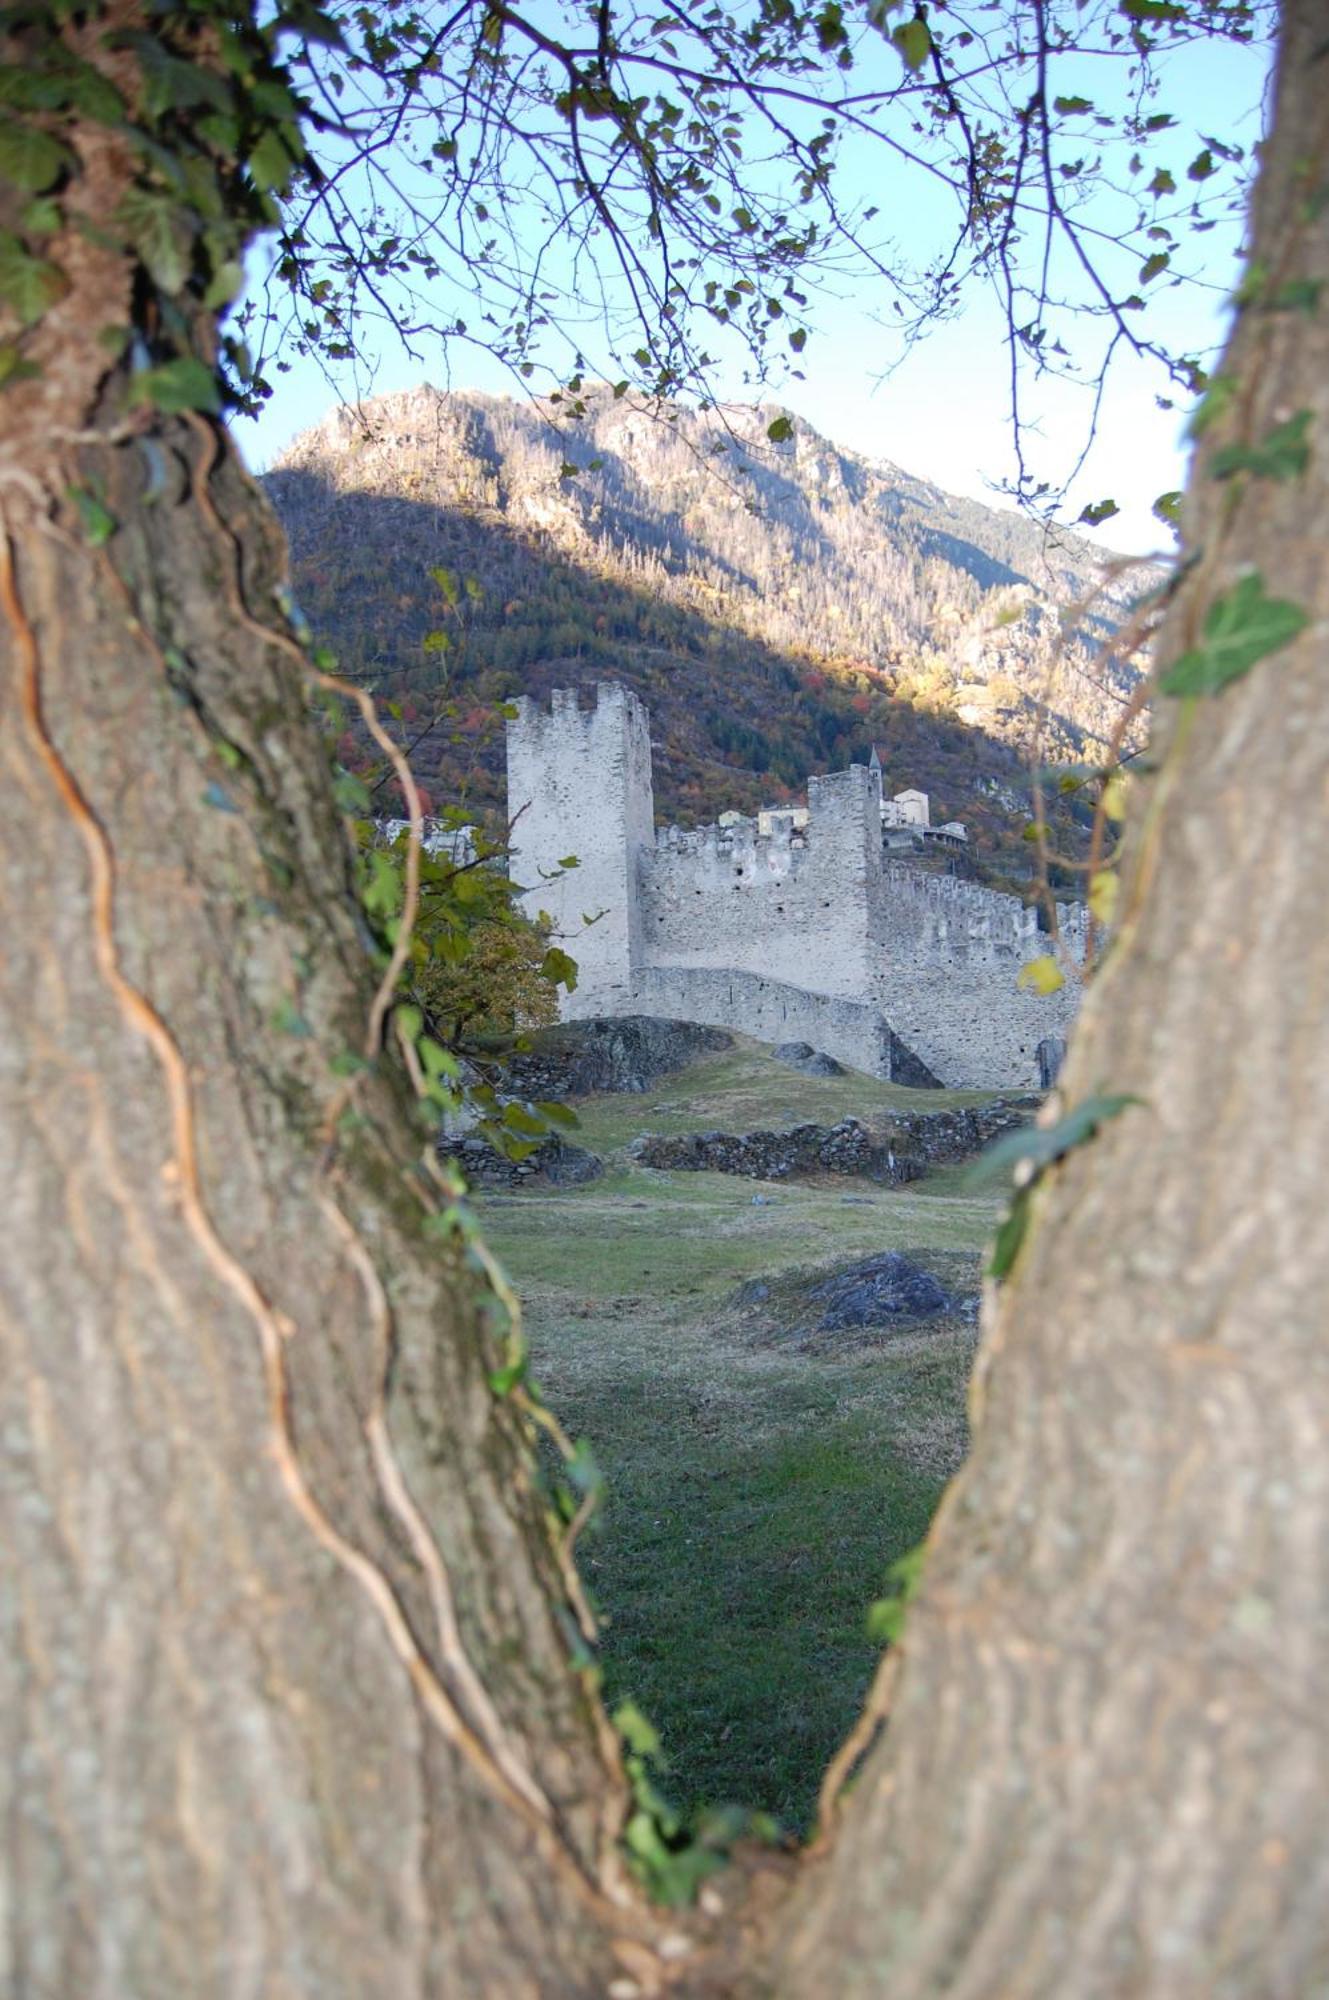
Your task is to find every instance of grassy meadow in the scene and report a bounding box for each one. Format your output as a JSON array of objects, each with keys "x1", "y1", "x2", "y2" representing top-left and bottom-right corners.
[{"x1": 477, "y1": 1041, "x2": 1005, "y2": 1836}]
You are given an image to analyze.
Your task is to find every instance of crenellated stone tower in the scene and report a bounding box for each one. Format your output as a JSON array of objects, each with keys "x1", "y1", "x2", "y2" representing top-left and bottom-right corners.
[{"x1": 506, "y1": 683, "x2": 654, "y2": 1015}]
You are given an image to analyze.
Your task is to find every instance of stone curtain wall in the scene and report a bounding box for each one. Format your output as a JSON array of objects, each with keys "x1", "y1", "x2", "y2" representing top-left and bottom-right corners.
[
  {"x1": 641, "y1": 765, "x2": 883, "y2": 998},
  {"x1": 868, "y1": 866, "x2": 1083, "y2": 1088},
  {"x1": 629, "y1": 965, "x2": 902, "y2": 1078},
  {"x1": 507, "y1": 684, "x2": 654, "y2": 1013},
  {"x1": 506, "y1": 684, "x2": 1083, "y2": 1087}
]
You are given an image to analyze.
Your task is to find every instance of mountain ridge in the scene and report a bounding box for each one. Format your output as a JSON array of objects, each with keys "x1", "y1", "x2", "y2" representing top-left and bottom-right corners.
[{"x1": 265, "y1": 385, "x2": 1155, "y2": 886}]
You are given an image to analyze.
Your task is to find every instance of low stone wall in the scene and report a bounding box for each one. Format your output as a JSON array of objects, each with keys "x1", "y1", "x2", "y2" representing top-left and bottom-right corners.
[
  {"x1": 630, "y1": 1099, "x2": 1035, "y2": 1185},
  {"x1": 628, "y1": 964, "x2": 940, "y2": 1085}
]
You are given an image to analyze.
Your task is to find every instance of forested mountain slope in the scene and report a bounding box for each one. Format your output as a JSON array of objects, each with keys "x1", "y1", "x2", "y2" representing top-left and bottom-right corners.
[{"x1": 265, "y1": 386, "x2": 1156, "y2": 883}]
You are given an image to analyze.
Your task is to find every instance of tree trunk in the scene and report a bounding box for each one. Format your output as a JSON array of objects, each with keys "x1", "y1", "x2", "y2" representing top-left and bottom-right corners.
[
  {"x1": 6, "y1": 5, "x2": 1329, "y2": 1997},
  {"x1": 0, "y1": 400, "x2": 650, "y2": 1989},
  {"x1": 773, "y1": 5, "x2": 1329, "y2": 1992}
]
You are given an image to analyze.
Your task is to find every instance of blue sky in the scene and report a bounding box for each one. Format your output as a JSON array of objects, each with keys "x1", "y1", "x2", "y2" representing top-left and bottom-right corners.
[{"x1": 233, "y1": 18, "x2": 1271, "y2": 555}]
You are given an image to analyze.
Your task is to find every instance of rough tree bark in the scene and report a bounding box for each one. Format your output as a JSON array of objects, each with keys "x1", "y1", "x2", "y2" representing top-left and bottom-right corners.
[
  {"x1": 2, "y1": 3, "x2": 1326, "y2": 1997},
  {"x1": 773, "y1": 5, "x2": 1329, "y2": 1992},
  {"x1": 0, "y1": 35, "x2": 658, "y2": 1978}
]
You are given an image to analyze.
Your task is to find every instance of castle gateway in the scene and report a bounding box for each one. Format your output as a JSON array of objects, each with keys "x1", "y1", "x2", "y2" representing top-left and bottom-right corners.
[{"x1": 507, "y1": 684, "x2": 1083, "y2": 1089}]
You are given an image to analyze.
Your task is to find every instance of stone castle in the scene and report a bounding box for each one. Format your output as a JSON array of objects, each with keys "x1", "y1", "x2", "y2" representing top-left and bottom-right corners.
[{"x1": 507, "y1": 683, "x2": 1084, "y2": 1089}]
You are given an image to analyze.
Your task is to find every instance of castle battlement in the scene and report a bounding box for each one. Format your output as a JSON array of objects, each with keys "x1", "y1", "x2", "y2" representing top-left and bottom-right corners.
[
  {"x1": 506, "y1": 681, "x2": 1082, "y2": 1088},
  {"x1": 510, "y1": 680, "x2": 650, "y2": 742}
]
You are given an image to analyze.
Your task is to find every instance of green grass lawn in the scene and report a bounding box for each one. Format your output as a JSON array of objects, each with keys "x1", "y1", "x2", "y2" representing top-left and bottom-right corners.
[
  {"x1": 481, "y1": 1134, "x2": 1002, "y2": 1835},
  {"x1": 563, "y1": 1033, "x2": 1001, "y2": 1155}
]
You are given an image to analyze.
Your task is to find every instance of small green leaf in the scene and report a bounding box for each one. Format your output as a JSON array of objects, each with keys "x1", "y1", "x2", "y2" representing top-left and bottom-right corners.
[
  {"x1": 1077, "y1": 498, "x2": 1120, "y2": 528},
  {"x1": 67, "y1": 484, "x2": 117, "y2": 545},
  {"x1": 501, "y1": 1101, "x2": 548, "y2": 1137},
  {"x1": 539, "y1": 946, "x2": 579, "y2": 991},
  {"x1": 19, "y1": 195, "x2": 61, "y2": 235},
  {"x1": 766, "y1": 414, "x2": 794, "y2": 444},
  {"x1": 866, "y1": 1545, "x2": 925, "y2": 1644},
  {"x1": 115, "y1": 184, "x2": 193, "y2": 294},
  {"x1": 487, "y1": 1355, "x2": 529, "y2": 1396},
  {"x1": 893, "y1": 16, "x2": 931, "y2": 70},
  {"x1": 247, "y1": 126, "x2": 299, "y2": 195},
  {"x1": 1101, "y1": 771, "x2": 1130, "y2": 822},
  {"x1": 0, "y1": 122, "x2": 71, "y2": 193},
  {"x1": 202, "y1": 258, "x2": 244, "y2": 308},
  {"x1": 1267, "y1": 278, "x2": 1322, "y2": 315},
  {"x1": 535, "y1": 1099, "x2": 579, "y2": 1130},
  {"x1": 128, "y1": 355, "x2": 221, "y2": 415},
  {"x1": 1152, "y1": 489, "x2": 1182, "y2": 527},
  {"x1": 1160, "y1": 572, "x2": 1309, "y2": 697},
  {"x1": 614, "y1": 1701, "x2": 663, "y2": 1760},
  {"x1": 0, "y1": 230, "x2": 69, "y2": 324},
  {"x1": 1210, "y1": 410, "x2": 1312, "y2": 484},
  {"x1": 271, "y1": 995, "x2": 313, "y2": 1037},
  {"x1": 1187, "y1": 374, "x2": 1237, "y2": 440},
  {"x1": 0, "y1": 343, "x2": 41, "y2": 390},
  {"x1": 419, "y1": 1036, "x2": 460, "y2": 1081},
  {"x1": 968, "y1": 1093, "x2": 1143, "y2": 1189},
  {"x1": 1017, "y1": 954, "x2": 1064, "y2": 996},
  {"x1": 1138, "y1": 251, "x2": 1171, "y2": 285},
  {"x1": 988, "y1": 1185, "x2": 1032, "y2": 1279},
  {"x1": 1053, "y1": 95, "x2": 1094, "y2": 115}
]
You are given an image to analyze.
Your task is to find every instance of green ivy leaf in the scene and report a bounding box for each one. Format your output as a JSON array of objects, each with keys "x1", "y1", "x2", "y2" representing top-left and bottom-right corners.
[
  {"x1": 0, "y1": 122, "x2": 71, "y2": 193},
  {"x1": 988, "y1": 1184, "x2": 1033, "y2": 1279},
  {"x1": 247, "y1": 126, "x2": 300, "y2": 195},
  {"x1": 766, "y1": 414, "x2": 794, "y2": 443},
  {"x1": 1152, "y1": 489, "x2": 1183, "y2": 527},
  {"x1": 1267, "y1": 278, "x2": 1322, "y2": 315},
  {"x1": 968, "y1": 1093, "x2": 1143, "y2": 1189},
  {"x1": 866, "y1": 1545, "x2": 925, "y2": 1645},
  {"x1": 539, "y1": 945, "x2": 579, "y2": 991},
  {"x1": 534, "y1": 1099, "x2": 579, "y2": 1130},
  {"x1": 0, "y1": 343, "x2": 42, "y2": 391},
  {"x1": 1077, "y1": 497, "x2": 1120, "y2": 527},
  {"x1": 1210, "y1": 410, "x2": 1312, "y2": 483},
  {"x1": 0, "y1": 231, "x2": 68, "y2": 324},
  {"x1": 19, "y1": 196, "x2": 62, "y2": 235},
  {"x1": 67, "y1": 484, "x2": 118, "y2": 545},
  {"x1": 502, "y1": 1101, "x2": 548, "y2": 1137},
  {"x1": 1186, "y1": 373, "x2": 1237, "y2": 439},
  {"x1": 116, "y1": 32, "x2": 232, "y2": 117},
  {"x1": 1160, "y1": 572, "x2": 1310, "y2": 696},
  {"x1": 487, "y1": 1355, "x2": 529, "y2": 1396},
  {"x1": 61, "y1": 59, "x2": 126, "y2": 123},
  {"x1": 614, "y1": 1700, "x2": 663, "y2": 1760},
  {"x1": 128, "y1": 356, "x2": 221, "y2": 414},
  {"x1": 116, "y1": 184, "x2": 193, "y2": 294}
]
